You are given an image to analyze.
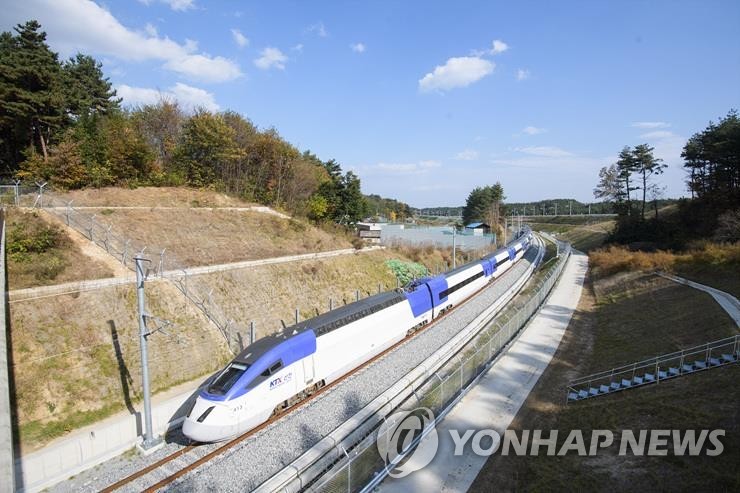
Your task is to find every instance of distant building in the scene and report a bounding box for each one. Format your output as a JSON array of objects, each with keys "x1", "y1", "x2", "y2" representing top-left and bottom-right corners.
[
  {"x1": 356, "y1": 222, "x2": 384, "y2": 243},
  {"x1": 464, "y1": 222, "x2": 490, "y2": 235}
]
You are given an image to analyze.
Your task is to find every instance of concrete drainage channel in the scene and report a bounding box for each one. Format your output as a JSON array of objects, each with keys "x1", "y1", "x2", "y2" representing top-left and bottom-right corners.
[{"x1": 255, "y1": 236, "x2": 567, "y2": 493}]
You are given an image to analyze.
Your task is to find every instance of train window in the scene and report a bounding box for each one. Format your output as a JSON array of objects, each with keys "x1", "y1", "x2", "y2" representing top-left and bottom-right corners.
[
  {"x1": 260, "y1": 360, "x2": 283, "y2": 377},
  {"x1": 208, "y1": 363, "x2": 249, "y2": 395}
]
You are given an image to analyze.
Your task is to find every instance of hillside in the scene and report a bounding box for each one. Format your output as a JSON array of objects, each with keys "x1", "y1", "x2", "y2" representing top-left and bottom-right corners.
[
  {"x1": 5, "y1": 187, "x2": 411, "y2": 450},
  {"x1": 472, "y1": 271, "x2": 739, "y2": 491}
]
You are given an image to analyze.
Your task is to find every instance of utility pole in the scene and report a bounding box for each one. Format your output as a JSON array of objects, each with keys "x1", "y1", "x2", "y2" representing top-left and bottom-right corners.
[
  {"x1": 135, "y1": 256, "x2": 163, "y2": 454},
  {"x1": 588, "y1": 203, "x2": 591, "y2": 215}
]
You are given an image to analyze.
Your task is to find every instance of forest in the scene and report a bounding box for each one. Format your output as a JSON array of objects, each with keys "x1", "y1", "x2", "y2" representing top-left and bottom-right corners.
[
  {"x1": 0, "y1": 21, "x2": 371, "y2": 223},
  {"x1": 593, "y1": 111, "x2": 739, "y2": 247}
]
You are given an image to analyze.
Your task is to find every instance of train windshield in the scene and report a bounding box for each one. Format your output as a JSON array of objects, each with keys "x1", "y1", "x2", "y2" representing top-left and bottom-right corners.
[{"x1": 207, "y1": 363, "x2": 249, "y2": 395}]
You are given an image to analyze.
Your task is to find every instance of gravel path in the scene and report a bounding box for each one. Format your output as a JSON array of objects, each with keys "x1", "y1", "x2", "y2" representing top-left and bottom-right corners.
[{"x1": 49, "y1": 245, "x2": 539, "y2": 493}]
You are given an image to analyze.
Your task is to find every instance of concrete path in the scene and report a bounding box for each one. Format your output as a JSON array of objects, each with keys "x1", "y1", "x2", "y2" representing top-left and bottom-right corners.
[
  {"x1": 380, "y1": 251, "x2": 589, "y2": 493},
  {"x1": 657, "y1": 272, "x2": 740, "y2": 328},
  {"x1": 45, "y1": 205, "x2": 291, "y2": 219},
  {"x1": 8, "y1": 246, "x2": 385, "y2": 303}
]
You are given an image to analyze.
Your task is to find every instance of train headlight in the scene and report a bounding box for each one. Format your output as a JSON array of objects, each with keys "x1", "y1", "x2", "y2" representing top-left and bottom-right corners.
[{"x1": 197, "y1": 406, "x2": 215, "y2": 423}]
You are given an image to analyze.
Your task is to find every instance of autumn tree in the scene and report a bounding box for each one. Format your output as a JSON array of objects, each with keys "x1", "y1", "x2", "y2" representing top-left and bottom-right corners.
[{"x1": 173, "y1": 111, "x2": 243, "y2": 187}]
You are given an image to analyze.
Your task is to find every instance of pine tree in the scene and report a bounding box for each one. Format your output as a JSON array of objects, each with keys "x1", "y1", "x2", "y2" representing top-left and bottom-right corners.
[
  {"x1": 0, "y1": 21, "x2": 65, "y2": 167},
  {"x1": 632, "y1": 143, "x2": 666, "y2": 221}
]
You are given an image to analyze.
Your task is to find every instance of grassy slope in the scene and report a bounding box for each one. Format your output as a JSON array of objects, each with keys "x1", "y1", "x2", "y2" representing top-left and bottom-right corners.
[
  {"x1": 86, "y1": 208, "x2": 351, "y2": 267},
  {"x1": 7, "y1": 188, "x2": 424, "y2": 450},
  {"x1": 6, "y1": 209, "x2": 114, "y2": 289},
  {"x1": 52, "y1": 186, "x2": 258, "y2": 208},
  {"x1": 531, "y1": 219, "x2": 614, "y2": 252},
  {"x1": 470, "y1": 272, "x2": 739, "y2": 491}
]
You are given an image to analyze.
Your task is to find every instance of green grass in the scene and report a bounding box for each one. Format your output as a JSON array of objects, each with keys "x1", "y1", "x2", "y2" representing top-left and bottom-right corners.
[
  {"x1": 19, "y1": 402, "x2": 124, "y2": 448},
  {"x1": 674, "y1": 263, "x2": 740, "y2": 299}
]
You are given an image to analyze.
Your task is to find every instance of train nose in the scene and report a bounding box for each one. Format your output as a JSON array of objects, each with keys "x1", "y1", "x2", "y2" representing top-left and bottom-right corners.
[
  {"x1": 182, "y1": 398, "x2": 236, "y2": 442},
  {"x1": 182, "y1": 415, "x2": 232, "y2": 443}
]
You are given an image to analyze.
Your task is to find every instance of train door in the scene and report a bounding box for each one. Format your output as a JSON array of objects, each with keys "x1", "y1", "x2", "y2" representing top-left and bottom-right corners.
[{"x1": 302, "y1": 355, "x2": 315, "y2": 385}]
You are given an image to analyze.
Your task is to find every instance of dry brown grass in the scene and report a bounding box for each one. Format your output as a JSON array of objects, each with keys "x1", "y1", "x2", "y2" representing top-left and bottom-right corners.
[
  {"x1": 192, "y1": 249, "x2": 408, "y2": 340},
  {"x1": 387, "y1": 243, "x2": 493, "y2": 274},
  {"x1": 76, "y1": 208, "x2": 352, "y2": 267},
  {"x1": 10, "y1": 279, "x2": 230, "y2": 451},
  {"x1": 589, "y1": 242, "x2": 740, "y2": 280},
  {"x1": 52, "y1": 186, "x2": 257, "y2": 208}
]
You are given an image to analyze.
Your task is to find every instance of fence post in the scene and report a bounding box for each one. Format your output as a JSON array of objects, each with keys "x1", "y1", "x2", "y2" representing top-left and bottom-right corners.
[
  {"x1": 329, "y1": 298, "x2": 333, "y2": 311},
  {"x1": 159, "y1": 248, "x2": 166, "y2": 277},
  {"x1": 250, "y1": 321, "x2": 256, "y2": 344},
  {"x1": 355, "y1": 290, "x2": 360, "y2": 302},
  {"x1": 88, "y1": 215, "x2": 97, "y2": 241},
  {"x1": 13, "y1": 180, "x2": 20, "y2": 206},
  {"x1": 295, "y1": 308, "x2": 299, "y2": 325},
  {"x1": 34, "y1": 181, "x2": 47, "y2": 208}
]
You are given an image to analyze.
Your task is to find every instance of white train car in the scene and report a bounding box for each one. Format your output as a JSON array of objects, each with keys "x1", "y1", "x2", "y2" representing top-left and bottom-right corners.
[{"x1": 183, "y1": 230, "x2": 534, "y2": 442}]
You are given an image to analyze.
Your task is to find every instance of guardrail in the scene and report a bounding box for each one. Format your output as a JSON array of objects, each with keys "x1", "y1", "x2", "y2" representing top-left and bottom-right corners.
[{"x1": 566, "y1": 334, "x2": 740, "y2": 402}]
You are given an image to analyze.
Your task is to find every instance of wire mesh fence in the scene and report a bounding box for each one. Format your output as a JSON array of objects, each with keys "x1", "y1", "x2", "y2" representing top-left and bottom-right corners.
[
  {"x1": 310, "y1": 241, "x2": 572, "y2": 493},
  {"x1": 7, "y1": 182, "x2": 241, "y2": 352}
]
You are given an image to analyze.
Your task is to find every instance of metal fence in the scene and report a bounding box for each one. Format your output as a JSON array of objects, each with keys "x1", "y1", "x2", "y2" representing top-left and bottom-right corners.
[
  {"x1": 311, "y1": 240, "x2": 572, "y2": 493},
  {"x1": 566, "y1": 334, "x2": 740, "y2": 402},
  {"x1": 7, "y1": 183, "x2": 241, "y2": 353}
]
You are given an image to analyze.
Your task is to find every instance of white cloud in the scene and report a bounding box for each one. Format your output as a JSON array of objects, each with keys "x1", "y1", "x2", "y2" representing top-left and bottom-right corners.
[
  {"x1": 139, "y1": 0, "x2": 195, "y2": 11},
  {"x1": 165, "y1": 0, "x2": 195, "y2": 11},
  {"x1": 306, "y1": 22, "x2": 328, "y2": 37},
  {"x1": 640, "y1": 130, "x2": 675, "y2": 139},
  {"x1": 292, "y1": 43, "x2": 304, "y2": 52},
  {"x1": 144, "y1": 23, "x2": 158, "y2": 37},
  {"x1": 350, "y1": 42, "x2": 366, "y2": 53},
  {"x1": 522, "y1": 126, "x2": 547, "y2": 135},
  {"x1": 3, "y1": 0, "x2": 242, "y2": 82},
  {"x1": 254, "y1": 47, "x2": 288, "y2": 70},
  {"x1": 632, "y1": 121, "x2": 670, "y2": 129},
  {"x1": 164, "y1": 54, "x2": 242, "y2": 82},
  {"x1": 375, "y1": 160, "x2": 441, "y2": 174},
  {"x1": 490, "y1": 39, "x2": 509, "y2": 55},
  {"x1": 419, "y1": 56, "x2": 494, "y2": 93},
  {"x1": 455, "y1": 149, "x2": 479, "y2": 161},
  {"x1": 516, "y1": 146, "x2": 572, "y2": 157},
  {"x1": 116, "y1": 82, "x2": 219, "y2": 111},
  {"x1": 231, "y1": 29, "x2": 249, "y2": 48},
  {"x1": 516, "y1": 68, "x2": 530, "y2": 81}
]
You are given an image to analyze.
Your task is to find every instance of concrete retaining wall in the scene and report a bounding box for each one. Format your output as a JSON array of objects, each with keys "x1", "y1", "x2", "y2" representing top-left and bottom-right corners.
[{"x1": 1, "y1": 213, "x2": 17, "y2": 492}]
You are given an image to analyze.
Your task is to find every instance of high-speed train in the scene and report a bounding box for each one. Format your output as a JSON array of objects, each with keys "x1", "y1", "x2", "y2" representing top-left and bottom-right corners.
[{"x1": 182, "y1": 229, "x2": 533, "y2": 442}]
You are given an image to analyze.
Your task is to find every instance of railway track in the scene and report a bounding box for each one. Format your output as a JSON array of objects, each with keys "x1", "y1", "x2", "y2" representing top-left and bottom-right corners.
[{"x1": 98, "y1": 241, "x2": 542, "y2": 492}]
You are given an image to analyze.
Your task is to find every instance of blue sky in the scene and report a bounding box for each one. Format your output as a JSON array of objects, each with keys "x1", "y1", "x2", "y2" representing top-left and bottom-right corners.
[{"x1": 2, "y1": 0, "x2": 739, "y2": 207}]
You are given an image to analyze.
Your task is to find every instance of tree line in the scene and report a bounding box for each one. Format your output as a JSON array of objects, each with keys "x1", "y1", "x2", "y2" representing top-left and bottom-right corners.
[
  {"x1": 1, "y1": 21, "x2": 372, "y2": 223},
  {"x1": 594, "y1": 110, "x2": 739, "y2": 246}
]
